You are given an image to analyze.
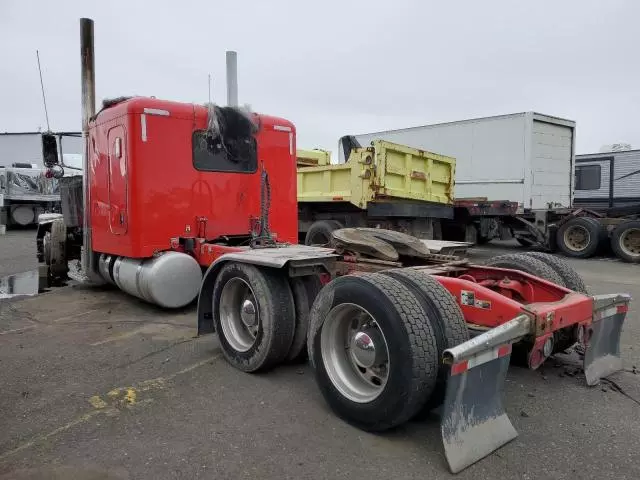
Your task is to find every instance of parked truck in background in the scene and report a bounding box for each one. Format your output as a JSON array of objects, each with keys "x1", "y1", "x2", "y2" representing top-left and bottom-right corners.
[
  {"x1": 335, "y1": 113, "x2": 640, "y2": 263},
  {"x1": 0, "y1": 131, "x2": 82, "y2": 231},
  {"x1": 297, "y1": 140, "x2": 457, "y2": 244},
  {"x1": 297, "y1": 140, "x2": 517, "y2": 246}
]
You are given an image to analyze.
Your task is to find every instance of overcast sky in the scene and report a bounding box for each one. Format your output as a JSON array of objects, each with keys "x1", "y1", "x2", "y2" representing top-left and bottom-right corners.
[{"x1": 1, "y1": 0, "x2": 638, "y2": 154}]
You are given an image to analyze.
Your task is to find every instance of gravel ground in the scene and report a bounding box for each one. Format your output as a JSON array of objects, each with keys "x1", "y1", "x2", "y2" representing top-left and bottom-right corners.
[{"x1": 0, "y1": 239, "x2": 639, "y2": 480}]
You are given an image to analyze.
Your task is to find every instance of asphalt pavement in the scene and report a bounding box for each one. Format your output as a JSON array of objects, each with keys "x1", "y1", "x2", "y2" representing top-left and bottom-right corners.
[
  {"x1": 0, "y1": 228, "x2": 37, "y2": 278},
  {"x1": 0, "y1": 234, "x2": 639, "y2": 480}
]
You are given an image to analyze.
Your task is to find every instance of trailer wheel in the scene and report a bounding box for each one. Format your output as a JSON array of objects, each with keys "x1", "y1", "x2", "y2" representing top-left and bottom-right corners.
[
  {"x1": 611, "y1": 220, "x2": 640, "y2": 263},
  {"x1": 46, "y1": 219, "x2": 68, "y2": 278},
  {"x1": 308, "y1": 273, "x2": 438, "y2": 431},
  {"x1": 305, "y1": 220, "x2": 343, "y2": 246},
  {"x1": 556, "y1": 217, "x2": 602, "y2": 258},
  {"x1": 286, "y1": 277, "x2": 312, "y2": 362},
  {"x1": 213, "y1": 263, "x2": 295, "y2": 372},
  {"x1": 520, "y1": 252, "x2": 587, "y2": 293},
  {"x1": 484, "y1": 253, "x2": 564, "y2": 286},
  {"x1": 381, "y1": 268, "x2": 469, "y2": 411}
]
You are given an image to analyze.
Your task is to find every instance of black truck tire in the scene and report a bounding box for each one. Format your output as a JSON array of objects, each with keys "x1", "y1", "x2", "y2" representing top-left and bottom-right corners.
[
  {"x1": 308, "y1": 273, "x2": 438, "y2": 431},
  {"x1": 486, "y1": 253, "x2": 579, "y2": 353},
  {"x1": 213, "y1": 263, "x2": 295, "y2": 372},
  {"x1": 48, "y1": 219, "x2": 69, "y2": 278},
  {"x1": 611, "y1": 220, "x2": 640, "y2": 263},
  {"x1": 381, "y1": 268, "x2": 469, "y2": 411},
  {"x1": 286, "y1": 277, "x2": 312, "y2": 362},
  {"x1": 556, "y1": 217, "x2": 602, "y2": 259},
  {"x1": 520, "y1": 252, "x2": 588, "y2": 293},
  {"x1": 484, "y1": 253, "x2": 564, "y2": 286},
  {"x1": 304, "y1": 220, "x2": 343, "y2": 246},
  {"x1": 302, "y1": 274, "x2": 323, "y2": 305}
]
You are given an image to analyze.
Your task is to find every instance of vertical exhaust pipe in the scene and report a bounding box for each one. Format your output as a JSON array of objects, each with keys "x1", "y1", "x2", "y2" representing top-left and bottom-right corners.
[
  {"x1": 226, "y1": 51, "x2": 238, "y2": 107},
  {"x1": 80, "y1": 18, "x2": 98, "y2": 281}
]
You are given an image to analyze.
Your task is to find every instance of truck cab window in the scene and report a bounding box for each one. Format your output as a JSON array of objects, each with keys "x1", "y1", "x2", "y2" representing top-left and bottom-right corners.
[
  {"x1": 192, "y1": 106, "x2": 257, "y2": 173},
  {"x1": 575, "y1": 165, "x2": 601, "y2": 190}
]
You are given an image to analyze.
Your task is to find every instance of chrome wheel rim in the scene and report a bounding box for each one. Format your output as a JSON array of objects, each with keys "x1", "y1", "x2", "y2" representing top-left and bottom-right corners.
[
  {"x1": 320, "y1": 303, "x2": 390, "y2": 403},
  {"x1": 219, "y1": 277, "x2": 259, "y2": 352},
  {"x1": 564, "y1": 225, "x2": 590, "y2": 252},
  {"x1": 620, "y1": 228, "x2": 640, "y2": 258}
]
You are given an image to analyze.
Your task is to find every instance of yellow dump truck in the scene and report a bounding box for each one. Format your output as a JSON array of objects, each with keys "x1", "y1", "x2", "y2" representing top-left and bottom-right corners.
[{"x1": 297, "y1": 140, "x2": 457, "y2": 244}]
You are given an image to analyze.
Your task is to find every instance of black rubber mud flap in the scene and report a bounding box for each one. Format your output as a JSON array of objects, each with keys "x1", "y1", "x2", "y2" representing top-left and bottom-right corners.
[
  {"x1": 584, "y1": 294, "x2": 631, "y2": 386},
  {"x1": 440, "y1": 315, "x2": 531, "y2": 473}
]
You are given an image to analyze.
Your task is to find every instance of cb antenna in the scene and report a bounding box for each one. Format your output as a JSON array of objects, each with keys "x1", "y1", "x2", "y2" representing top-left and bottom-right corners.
[
  {"x1": 36, "y1": 50, "x2": 51, "y2": 131},
  {"x1": 208, "y1": 73, "x2": 212, "y2": 104}
]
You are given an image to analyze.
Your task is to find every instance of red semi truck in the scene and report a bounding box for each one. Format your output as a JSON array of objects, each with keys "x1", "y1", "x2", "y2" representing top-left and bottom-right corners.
[{"x1": 36, "y1": 18, "x2": 631, "y2": 473}]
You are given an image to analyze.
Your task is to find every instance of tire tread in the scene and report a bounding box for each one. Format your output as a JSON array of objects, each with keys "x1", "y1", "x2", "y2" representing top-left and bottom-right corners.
[{"x1": 484, "y1": 253, "x2": 565, "y2": 286}]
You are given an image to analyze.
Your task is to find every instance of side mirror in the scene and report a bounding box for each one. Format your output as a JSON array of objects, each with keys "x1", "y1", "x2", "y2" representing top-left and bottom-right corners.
[{"x1": 42, "y1": 133, "x2": 59, "y2": 167}]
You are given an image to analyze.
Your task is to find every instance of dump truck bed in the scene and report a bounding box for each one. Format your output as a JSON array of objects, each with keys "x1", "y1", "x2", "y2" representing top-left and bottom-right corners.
[
  {"x1": 339, "y1": 112, "x2": 576, "y2": 211},
  {"x1": 297, "y1": 140, "x2": 455, "y2": 210}
]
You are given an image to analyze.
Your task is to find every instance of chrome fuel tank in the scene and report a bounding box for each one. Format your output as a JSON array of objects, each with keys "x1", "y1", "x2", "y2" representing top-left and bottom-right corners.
[{"x1": 100, "y1": 252, "x2": 202, "y2": 308}]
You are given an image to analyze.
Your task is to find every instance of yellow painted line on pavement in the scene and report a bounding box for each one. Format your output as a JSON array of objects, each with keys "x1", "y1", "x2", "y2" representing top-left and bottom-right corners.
[
  {"x1": 0, "y1": 354, "x2": 220, "y2": 462},
  {"x1": 0, "y1": 409, "x2": 109, "y2": 461},
  {"x1": 124, "y1": 388, "x2": 137, "y2": 405},
  {"x1": 88, "y1": 396, "x2": 108, "y2": 409}
]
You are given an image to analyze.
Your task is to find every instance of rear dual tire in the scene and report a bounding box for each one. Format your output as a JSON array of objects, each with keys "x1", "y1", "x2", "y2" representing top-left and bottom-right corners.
[
  {"x1": 484, "y1": 253, "x2": 564, "y2": 286},
  {"x1": 485, "y1": 252, "x2": 588, "y2": 352},
  {"x1": 286, "y1": 275, "x2": 322, "y2": 362},
  {"x1": 380, "y1": 269, "x2": 468, "y2": 411},
  {"x1": 556, "y1": 217, "x2": 604, "y2": 259},
  {"x1": 213, "y1": 263, "x2": 323, "y2": 370},
  {"x1": 215, "y1": 264, "x2": 468, "y2": 431},
  {"x1": 611, "y1": 220, "x2": 640, "y2": 263},
  {"x1": 213, "y1": 263, "x2": 296, "y2": 372},
  {"x1": 308, "y1": 274, "x2": 440, "y2": 431},
  {"x1": 518, "y1": 252, "x2": 587, "y2": 293}
]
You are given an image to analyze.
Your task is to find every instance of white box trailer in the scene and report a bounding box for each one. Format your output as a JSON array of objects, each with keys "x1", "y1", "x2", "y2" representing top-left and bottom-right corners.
[{"x1": 339, "y1": 112, "x2": 576, "y2": 211}]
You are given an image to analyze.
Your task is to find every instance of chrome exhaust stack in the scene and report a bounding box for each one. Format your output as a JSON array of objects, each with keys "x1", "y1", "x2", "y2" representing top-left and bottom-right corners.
[{"x1": 77, "y1": 17, "x2": 102, "y2": 283}]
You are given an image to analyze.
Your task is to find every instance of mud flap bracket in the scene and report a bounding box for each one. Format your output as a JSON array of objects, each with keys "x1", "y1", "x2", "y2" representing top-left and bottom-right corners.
[
  {"x1": 584, "y1": 293, "x2": 631, "y2": 386},
  {"x1": 441, "y1": 314, "x2": 532, "y2": 473}
]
